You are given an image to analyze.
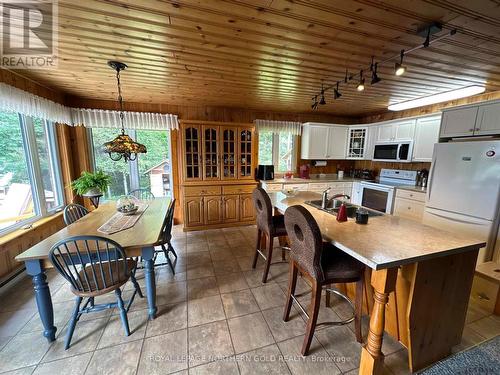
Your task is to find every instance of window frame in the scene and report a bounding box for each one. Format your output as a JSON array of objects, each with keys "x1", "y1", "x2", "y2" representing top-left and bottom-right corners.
[
  {"x1": 258, "y1": 131, "x2": 297, "y2": 174},
  {"x1": 0, "y1": 114, "x2": 64, "y2": 236}
]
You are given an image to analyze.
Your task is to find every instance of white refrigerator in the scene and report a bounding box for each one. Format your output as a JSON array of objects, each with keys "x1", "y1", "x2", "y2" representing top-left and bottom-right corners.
[{"x1": 423, "y1": 140, "x2": 500, "y2": 263}]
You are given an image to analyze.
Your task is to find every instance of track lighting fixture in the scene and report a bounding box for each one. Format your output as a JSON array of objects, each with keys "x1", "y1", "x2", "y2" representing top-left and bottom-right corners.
[
  {"x1": 319, "y1": 85, "x2": 326, "y2": 105},
  {"x1": 356, "y1": 71, "x2": 365, "y2": 91},
  {"x1": 395, "y1": 49, "x2": 406, "y2": 76},
  {"x1": 311, "y1": 95, "x2": 318, "y2": 110},
  {"x1": 371, "y1": 63, "x2": 381, "y2": 85},
  {"x1": 333, "y1": 82, "x2": 341, "y2": 99}
]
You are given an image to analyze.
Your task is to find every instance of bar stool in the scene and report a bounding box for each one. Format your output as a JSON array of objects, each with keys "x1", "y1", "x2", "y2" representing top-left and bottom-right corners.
[
  {"x1": 252, "y1": 187, "x2": 289, "y2": 283},
  {"x1": 283, "y1": 205, "x2": 365, "y2": 356}
]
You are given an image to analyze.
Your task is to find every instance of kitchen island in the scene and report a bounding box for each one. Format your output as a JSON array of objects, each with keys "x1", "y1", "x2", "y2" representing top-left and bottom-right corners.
[{"x1": 269, "y1": 191, "x2": 486, "y2": 374}]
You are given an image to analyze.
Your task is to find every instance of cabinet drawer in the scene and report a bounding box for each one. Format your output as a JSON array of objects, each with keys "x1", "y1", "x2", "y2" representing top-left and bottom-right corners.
[
  {"x1": 396, "y1": 189, "x2": 425, "y2": 203},
  {"x1": 261, "y1": 183, "x2": 283, "y2": 192},
  {"x1": 393, "y1": 198, "x2": 425, "y2": 221},
  {"x1": 470, "y1": 275, "x2": 499, "y2": 314},
  {"x1": 308, "y1": 183, "x2": 329, "y2": 190},
  {"x1": 285, "y1": 183, "x2": 308, "y2": 191},
  {"x1": 184, "y1": 185, "x2": 222, "y2": 196},
  {"x1": 222, "y1": 184, "x2": 256, "y2": 195}
]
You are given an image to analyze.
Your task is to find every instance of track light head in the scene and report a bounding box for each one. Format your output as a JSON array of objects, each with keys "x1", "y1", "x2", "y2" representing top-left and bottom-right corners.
[
  {"x1": 395, "y1": 50, "x2": 406, "y2": 76},
  {"x1": 319, "y1": 87, "x2": 326, "y2": 105},
  {"x1": 333, "y1": 83, "x2": 341, "y2": 99},
  {"x1": 357, "y1": 71, "x2": 365, "y2": 91},
  {"x1": 311, "y1": 95, "x2": 318, "y2": 110},
  {"x1": 371, "y1": 63, "x2": 381, "y2": 84}
]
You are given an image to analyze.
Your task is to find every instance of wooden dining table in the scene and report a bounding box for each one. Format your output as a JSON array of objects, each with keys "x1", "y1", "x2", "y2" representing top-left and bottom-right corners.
[
  {"x1": 269, "y1": 191, "x2": 486, "y2": 375},
  {"x1": 15, "y1": 198, "x2": 170, "y2": 343}
]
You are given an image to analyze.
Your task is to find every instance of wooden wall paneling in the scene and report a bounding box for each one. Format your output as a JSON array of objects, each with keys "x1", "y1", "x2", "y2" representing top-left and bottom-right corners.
[
  {"x1": 69, "y1": 126, "x2": 93, "y2": 210},
  {"x1": 354, "y1": 160, "x2": 431, "y2": 178},
  {"x1": 55, "y1": 124, "x2": 77, "y2": 205},
  {"x1": 170, "y1": 129, "x2": 182, "y2": 224}
]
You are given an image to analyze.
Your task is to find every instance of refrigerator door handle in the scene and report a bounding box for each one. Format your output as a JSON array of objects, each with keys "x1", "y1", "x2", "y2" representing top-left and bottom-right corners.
[
  {"x1": 427, "y1": 210, "x2": 488, "y2": 226},
  {"x1": 426, "y1": 148, "x2": 438, "y2": 202}
]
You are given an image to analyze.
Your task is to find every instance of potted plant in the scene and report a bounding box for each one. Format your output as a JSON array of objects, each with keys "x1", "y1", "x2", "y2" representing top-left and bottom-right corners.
[{"x1": 71, "y1": 170, "x2": 111, "y2": 197}]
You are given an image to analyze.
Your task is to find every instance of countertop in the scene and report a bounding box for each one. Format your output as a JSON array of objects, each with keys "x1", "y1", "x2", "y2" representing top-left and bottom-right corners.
[
  {"x1": 395, "y1": 185, "x2": 427, "y2": 194},
  {"x1": 261, "y1": 177, "x2": 362, "y2": 184},
  {"x1": 269, "y1": 191, "x2": 485, "y2": 270}
]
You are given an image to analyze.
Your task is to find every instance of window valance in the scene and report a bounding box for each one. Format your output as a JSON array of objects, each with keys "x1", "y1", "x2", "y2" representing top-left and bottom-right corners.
[
  {"x1": 70, "y1": 108, "x2": 179, "y2": 130},
  {"x1": 254, "y1": 119, "x2": 302, "y2": 136},
  {"x1": 0, "y1": 83, "x2": 72, "y2": 124}
]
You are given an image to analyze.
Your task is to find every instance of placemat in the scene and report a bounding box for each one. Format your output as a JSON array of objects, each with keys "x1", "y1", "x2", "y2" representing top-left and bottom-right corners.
[{"x1": 97, "y1": 204, "x2": 149, "y2": 235}]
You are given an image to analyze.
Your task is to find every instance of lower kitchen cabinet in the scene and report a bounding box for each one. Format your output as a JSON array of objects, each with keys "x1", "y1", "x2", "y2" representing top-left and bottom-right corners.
[
  {"x1": 184, "y1": 196, "x2": 204, "y2": 227},
  {"x1": 239, "y1": 194, "x2": 255, "y2": 221},
  {"x1": 223, "y1": 195, "x2": 240, "y2": 223},
  {"x1": 393, "y1": 189, "x2": 426, "y2": 222},
  {"x1": 204, "y1": 195, "x2": 223, "y2": 225}
]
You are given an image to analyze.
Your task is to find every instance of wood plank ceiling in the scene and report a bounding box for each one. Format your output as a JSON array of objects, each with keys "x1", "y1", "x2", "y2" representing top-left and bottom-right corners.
[{"x1": 11, "y1": 0, "x2": 500, "y2": 116}]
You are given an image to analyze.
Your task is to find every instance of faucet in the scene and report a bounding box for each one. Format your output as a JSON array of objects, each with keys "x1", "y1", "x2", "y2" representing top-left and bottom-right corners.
[
  {"x1": 327, "y1": 193, "x2": 351, "y2": 209},
  {"x1": 321, "y1": 187, "x2": 331, "y2": 209}
]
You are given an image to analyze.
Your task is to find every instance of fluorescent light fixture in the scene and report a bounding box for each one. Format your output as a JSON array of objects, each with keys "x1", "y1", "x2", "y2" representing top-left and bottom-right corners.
[{"x1": 388, "y1": 85, "x2": 486, "y2": 111}]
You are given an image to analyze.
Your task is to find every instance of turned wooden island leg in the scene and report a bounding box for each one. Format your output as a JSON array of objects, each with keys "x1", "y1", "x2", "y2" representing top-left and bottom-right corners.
[{"x1": 359, "y1": 268, "x2": 398, "y2": 375}]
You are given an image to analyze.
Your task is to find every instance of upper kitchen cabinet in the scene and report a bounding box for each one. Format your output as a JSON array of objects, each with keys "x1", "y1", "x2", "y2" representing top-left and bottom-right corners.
[
  {"x1": 440, "y1": 106, "x2": 478, "y2": 138},
  {"x1": 347, "y1": 126, "x2": 370, "y2": 159},
  {"x1": 412, "y1": 116, "x2": 441, "y2": 162},
  {"x1": 476, "y1": 102, "x2": 500, "y2": 136},
  {"x1": 375, "y1": 119, "x2": 415, "y2": 142},
  {"x1": 301, "y1": 123, "x2": 347, "y2": 159}
]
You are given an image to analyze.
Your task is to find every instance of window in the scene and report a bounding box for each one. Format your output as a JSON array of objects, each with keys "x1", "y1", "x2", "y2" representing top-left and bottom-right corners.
[
  {"x1": 90, "y1": 128, "x2": 172, "y2": 200},
  {"x1": 0, "y1": 111, "x2": 64, "y2": 234},
  {"x1": 257, "y1": 131, "x2": 297, "y2": 173}
]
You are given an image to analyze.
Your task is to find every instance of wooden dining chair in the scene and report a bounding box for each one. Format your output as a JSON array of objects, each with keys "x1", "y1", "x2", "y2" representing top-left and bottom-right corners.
[
  {"x1": 129, "y1": 188, "x2": 155, "y2": 201},
  {"x1": 153, "y1": 198, "x2": 178, "y2": 273},
  {"x1": 49, "y1": 235, "x2": 143, "y2": 350},
  {"x1": 63, "y1": 203, "x2": 89, "y2": 225},
  {"x1": 252, "y1": 187, "x2": 289, "y2": 283},
  {"x1": 283, "y1": 205, "x2": 365, "y2": 356}
]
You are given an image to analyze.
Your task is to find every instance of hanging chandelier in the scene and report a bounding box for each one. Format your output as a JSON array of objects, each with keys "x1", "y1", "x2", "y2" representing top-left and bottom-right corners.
[{"x1": 103, "y1": 61, "x2": 147, "y2": 162}]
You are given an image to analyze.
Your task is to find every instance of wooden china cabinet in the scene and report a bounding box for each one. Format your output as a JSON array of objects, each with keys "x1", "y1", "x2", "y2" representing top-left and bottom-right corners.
[{"x1": 179, "y1": 120, "x2": 258, "y2": 230}]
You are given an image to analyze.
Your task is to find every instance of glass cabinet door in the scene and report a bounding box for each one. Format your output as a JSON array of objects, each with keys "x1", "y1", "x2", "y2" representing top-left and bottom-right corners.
[
  {"x1": 184, "y1": 126, "x2": 201, "y2": 180},
  {"x1": 348, "y1": 128, "x2": 367, "y2": 159},
  {"x1": 238, "y1": 127, "x2": 254, "y2": 179},
  {"x1": 202, "y1": 125, "x2": 219, "y2": 180},
  {"x1": 221, "y1": 127, "x2": 236, "y2": 179}
]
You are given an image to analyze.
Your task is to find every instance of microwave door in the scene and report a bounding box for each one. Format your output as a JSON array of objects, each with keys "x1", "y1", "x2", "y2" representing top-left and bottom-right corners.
[
  {"x1": 398, "y1": 143, "x2": 411, "y2": 162},
  {"x1": 374, "y1": 144, "x2": 398, "y2": 161}
]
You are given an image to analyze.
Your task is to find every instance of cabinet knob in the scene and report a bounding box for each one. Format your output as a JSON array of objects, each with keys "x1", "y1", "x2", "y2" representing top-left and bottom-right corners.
[
  {"x1": 407, "y1": 206, "x2": 411, "y2": 210},
  {"x1": 409, "y1": 194, "x2": 413, "y2": 197}
]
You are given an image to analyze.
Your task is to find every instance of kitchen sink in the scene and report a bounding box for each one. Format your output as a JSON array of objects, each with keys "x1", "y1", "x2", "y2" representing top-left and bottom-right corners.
[{"x1": 305, "y1": 200, "x2": 384, "y2": 218}]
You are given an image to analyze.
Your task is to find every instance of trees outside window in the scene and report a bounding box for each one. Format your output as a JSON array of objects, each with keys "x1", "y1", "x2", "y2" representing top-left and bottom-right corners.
[{"x1": 257, "y1": 131, "x2": 297, "y2": 173}]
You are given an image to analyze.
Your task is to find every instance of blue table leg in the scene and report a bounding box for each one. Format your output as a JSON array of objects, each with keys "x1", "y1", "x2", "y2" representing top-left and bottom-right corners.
[
  {"x1": 142, "y1": 246, "x2": 157, "y2": 320},
  {"x1": 25, "y1": 260, "x2": 57, "y2": 342}
]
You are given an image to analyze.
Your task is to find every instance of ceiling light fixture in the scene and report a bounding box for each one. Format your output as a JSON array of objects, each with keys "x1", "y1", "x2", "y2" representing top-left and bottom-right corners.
[
  {"x1": 356, "y1": 71, "x2": 365, "y2": 91},
  {"x1": 333, "y1": 82, "x2": 342, "y2": 99},
  {"x1": 311, "y1": 95, "x2": 319, "y2": 110},
  {"x1": 388, "y1": 85, "x2": 485, "y2": 111},
  {"x1": 371, "y1": 62, "x2": 381, "y2": 85},
  {"x1": 395, "y1": 50, "x2": 406, "y2": 76},
  {"x1": 103, "y1": 61, "x2": 147, "y2": 162},
  {"x1": 319, "y1": 85, "x2": 326, "y2": 105}
]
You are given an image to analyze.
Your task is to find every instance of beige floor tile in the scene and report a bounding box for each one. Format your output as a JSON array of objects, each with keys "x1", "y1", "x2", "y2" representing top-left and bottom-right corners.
[
  {"x1": 0, "y1": 331, "x2": 52, "y2": 373},
  {"x1": 384, "y1": 349, "x2": 411, "y2": 375},
  {"x1": 85, "y1": 340, "x2": 143, "y2": 375},
  {"x1": 468, "y1": 315, "x2": 500, "y2": 340},
  {"x1": 236, "y1": 344, "x2": 291, "y2": 375},
  {"x1": 137, "y1": 329, "x2": 188, "y2": 375},
  {"x1": 188, "y1": 321, "x2": 234, "y2": 367},
  {"x1": 186, "y1": 265, "x2": 215, "y2": 280},
  {"x1": 51, "y1": 285, "x2": 76, "y2": 303},
  {"x1": 466, "y1": 301, "x2": 491, "y2": 323},
  {"x1": 187, "y1": 277, "x2": 219, "y2": 300},
  {"x1": 0, "y1": 309, "x2": 36, "y2": 338},
  {"x1": 156, "y1": 269, "x2": 187, "y2": 284},
  {"x1": 235, "y1": 256, "x2": 262, "y2": 272},
  {"x1": 315, "y1": 325, "x2": 363, "y2": 373},
  {"x1": 188, "y1": 359, "x2": 239, "y2": 375},
  {"x1": 156, "y1": 281, "x2": 188, "y2": 306},
  {"x1": 268, "y1": 262, "x2": 290, "y2": 283},
  {"x1": 251, "y1": 284, "x2": 285, "y2": 310},
  {"x1": 451, "y1": 325, "x2": 486, "y2": 353},
  {"x1": 242, "y1": 270, "x2": 273, "y2": 288},
  {"x1": 221, "y1": 289, "x2": 260, "y2": 319},
  {"x1": 43, "y1": 317, "x2": 108, "y2": 362},
  {"x1": 213, "y1": 259, "x2": 242, "y2": 276},
  {"x1": 186, "y1": 242, "x2": 209, "y2": 253},
  {"x1": 209, "y1": 248, "x2": 235, "y2": 262},
  {"x1": 188, "y1": 295, "x2": 226, "y2": 327},
  {"x1": 185, "y1": 251, "x2": 212, "y2": 266},
  {"x1": 33, "y1": 352, "x2": 93, "y2": 375},
  {"x1": 0, "y1": 286, "x2": 37, "y2": 313},
  {"x1": 97, "y1": 309, "x2": 147, "y2": 349},
  {"x1": 277, "y1": 335, "x2": 341, "y2": 375},
  {"x1": 0, "y1": 335, "x2": 12, "y2": 351},
  {"x1": 227, "y1": 312, "x2": 274, "y2": 353},
  {"x1": 216, "y1": 273, "x2": 249, "y2": 294},
  {"x1": 262, "y1": 306, "x2": 306, "y2": 342},
  {"x1": 145, "y1": 302, "x2": 187, "y2": 337},
  {"x1": 1, "y1": 367, "x2": 36, "y2": 375}
]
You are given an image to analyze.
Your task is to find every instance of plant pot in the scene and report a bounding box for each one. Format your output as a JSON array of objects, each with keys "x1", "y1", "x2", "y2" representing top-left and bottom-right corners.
[{"x1": 82, "y1": 187, "x2": 103, "y2": 197}]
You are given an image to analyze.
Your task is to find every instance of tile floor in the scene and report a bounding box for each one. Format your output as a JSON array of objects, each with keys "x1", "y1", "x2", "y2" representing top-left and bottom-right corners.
[{"x1": 0, "y1": 224, "x2": 499, "y2": 375}]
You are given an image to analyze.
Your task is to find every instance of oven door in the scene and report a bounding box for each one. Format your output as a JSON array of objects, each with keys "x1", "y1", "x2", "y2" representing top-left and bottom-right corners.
[{"x1": 360, "y1": 184, "x2": 394, "y2": 213}]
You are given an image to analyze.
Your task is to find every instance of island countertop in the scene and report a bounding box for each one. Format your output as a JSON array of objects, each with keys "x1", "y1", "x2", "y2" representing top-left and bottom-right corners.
[{"x1": 269, "y1": 191, "x2": 485, "y2": 270}]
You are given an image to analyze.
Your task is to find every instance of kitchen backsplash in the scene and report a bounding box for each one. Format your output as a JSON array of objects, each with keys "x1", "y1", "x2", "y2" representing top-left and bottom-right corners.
[{"x1": 296, "y1": 159, "x2": 355, "y2": 175}]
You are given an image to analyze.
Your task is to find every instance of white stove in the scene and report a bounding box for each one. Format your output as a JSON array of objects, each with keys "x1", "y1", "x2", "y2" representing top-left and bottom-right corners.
[{"x1": 354, "y1": 169, "x2": 417, "y2": 213}]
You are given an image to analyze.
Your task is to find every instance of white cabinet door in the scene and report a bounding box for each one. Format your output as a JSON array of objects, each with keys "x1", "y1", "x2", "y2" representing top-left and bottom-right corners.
[
  {"x1": 376, "y1": 123, "x2": 394, "y2": 142},
  {"x1": 351, "y1": 182, "x2": 362, "y2": 205},
  {"x1": 301, "y1": 124, "x2": 329, "y2": 159},
  {"x1": 440, "y1": 107, "x2": 478, "y2": 137},
  {"x1": 412, "y1": 116, "x2": 440, "y2": 162},
  {"x1": 476, "y1": 102, "x2": 500, "y2": 136},
  {"x1": 394, "y1": 120, "x2": 416, "y2": 140},
  {"x1": 326, "y1": 126, "x2": 348, "y2": 159}
]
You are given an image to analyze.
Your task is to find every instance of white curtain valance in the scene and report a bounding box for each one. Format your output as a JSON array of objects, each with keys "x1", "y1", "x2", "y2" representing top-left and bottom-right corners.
[
  {"x1": 254, "y1": 119, "x2": 302, "y2": 136},
  {"x1": 71, "y1": 108, "x2": 179, "y2": 131},
  {"x1": 0, "y1": 82, "x2": 72, "y2": 124}
]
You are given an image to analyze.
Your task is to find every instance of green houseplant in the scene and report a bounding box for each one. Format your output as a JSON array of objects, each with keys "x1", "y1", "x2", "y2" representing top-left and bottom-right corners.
[{"x1": 71, "y1": 170, "x2": 111, "y2": 197}]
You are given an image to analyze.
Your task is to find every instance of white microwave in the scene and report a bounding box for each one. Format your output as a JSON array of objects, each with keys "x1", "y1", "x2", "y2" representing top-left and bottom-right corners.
[{"x1": 373, "y1": 141, "x2": 413, "y2": 162}]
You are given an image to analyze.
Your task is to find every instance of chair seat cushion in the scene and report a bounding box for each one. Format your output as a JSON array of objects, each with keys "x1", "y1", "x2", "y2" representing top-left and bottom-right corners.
[
  {"x1": 74, "y1": 258, "x2": 136, "y2": 296},
  {"x1": 321, "y1": 243, "x2": 364, "y2": 283},
  {"x1": 272, "y1": 214, "x2": 288, "y2": 237}
]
